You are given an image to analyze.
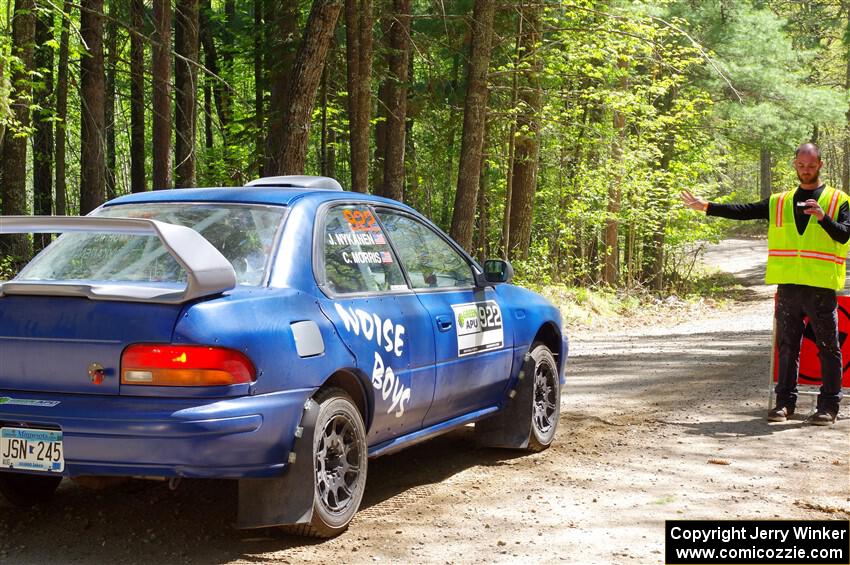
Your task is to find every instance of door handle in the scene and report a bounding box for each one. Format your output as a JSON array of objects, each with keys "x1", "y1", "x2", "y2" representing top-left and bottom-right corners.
[{"x1": 435, "y1": 315, "x2": 453, "y2": 332}]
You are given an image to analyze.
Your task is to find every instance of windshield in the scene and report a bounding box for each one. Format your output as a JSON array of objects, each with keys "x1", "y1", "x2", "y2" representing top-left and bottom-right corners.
[{"x1": 17, "y1": 203, "x2": 286, "y2": 287}]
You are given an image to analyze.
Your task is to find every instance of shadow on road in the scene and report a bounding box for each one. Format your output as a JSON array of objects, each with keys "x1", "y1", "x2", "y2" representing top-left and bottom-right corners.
[
  {"x1": 657, "y1": 412, "x2": 811, "y2": 439},
  {"x1": 0, "y1": 427, "x2": 527, "y2": 563}
]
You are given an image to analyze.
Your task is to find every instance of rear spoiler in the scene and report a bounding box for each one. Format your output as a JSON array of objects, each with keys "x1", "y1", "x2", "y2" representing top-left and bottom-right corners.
[{"x1": 0, "y1": 216, "x2": 237, "y2": 304}]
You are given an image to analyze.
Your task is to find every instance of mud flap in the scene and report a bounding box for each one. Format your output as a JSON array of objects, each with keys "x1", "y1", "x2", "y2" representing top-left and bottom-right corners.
[
  {"x1": 474, "y1": 353, "x2": 534, "y2": 449},
  {"x1": 236, "y1": 398, "x2": 319, "y2": 529}
]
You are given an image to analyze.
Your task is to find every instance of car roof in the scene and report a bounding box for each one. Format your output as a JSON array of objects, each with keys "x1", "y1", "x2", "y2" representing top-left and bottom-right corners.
[{"x1": 103, "y1": 186, "x2": 418, "y2": 211}]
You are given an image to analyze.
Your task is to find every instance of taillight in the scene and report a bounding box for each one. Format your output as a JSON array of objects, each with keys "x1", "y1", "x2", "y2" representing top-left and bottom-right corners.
[{"x1": 121, "y1": 344, "x2": 256, "y2": 386}]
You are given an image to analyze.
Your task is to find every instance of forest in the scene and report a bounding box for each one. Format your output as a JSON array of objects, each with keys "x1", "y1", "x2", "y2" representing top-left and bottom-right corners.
[{"x1": 0, "y1": 0, "x2": 848, "y2": 290}]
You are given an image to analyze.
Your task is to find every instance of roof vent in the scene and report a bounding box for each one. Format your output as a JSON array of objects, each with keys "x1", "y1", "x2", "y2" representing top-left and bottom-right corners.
[{"x1": 244, "y1": 175, "x2": 343, "y2": 191}]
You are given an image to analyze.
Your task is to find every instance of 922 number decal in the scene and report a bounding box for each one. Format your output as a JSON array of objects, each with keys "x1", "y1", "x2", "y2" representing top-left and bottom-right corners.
[
  {"x1": 478, "y1": 303, "x2": 502, "y2": 330},
  {"x1": 343, "y1": 209, "x2": 379, "y2": 232}
]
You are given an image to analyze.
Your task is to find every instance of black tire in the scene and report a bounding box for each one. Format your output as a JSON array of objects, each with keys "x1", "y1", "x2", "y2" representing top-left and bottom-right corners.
[
  {"x1": 0, "y1": 472, "x2": 62, "y2": 507},
  {"x1": 305, "y1": 387, "x2": 368, "y2": 538},
  {"x1": 526, "y1": 344, "x2": 560, "y2": 452}
]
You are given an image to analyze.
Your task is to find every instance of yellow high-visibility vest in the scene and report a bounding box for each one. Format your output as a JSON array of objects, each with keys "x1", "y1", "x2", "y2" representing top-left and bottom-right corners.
[{"x1": 766, "y1": 186, "x2": 850, "y2": 290}]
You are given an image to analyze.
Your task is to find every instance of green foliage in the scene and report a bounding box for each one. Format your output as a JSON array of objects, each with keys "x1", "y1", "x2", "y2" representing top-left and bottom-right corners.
[
  {"x1": 0, "y1": 255, "x2": 16, "y2": 281},
  {"x1": 5, "y1": 0, "x2": 850, "y2": 298}
]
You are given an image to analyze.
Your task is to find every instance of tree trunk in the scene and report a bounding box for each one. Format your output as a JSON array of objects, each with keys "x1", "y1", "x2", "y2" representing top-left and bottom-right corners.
[
  {"x1": 204, "y1": 81, "x2": 214, "y2": 152},
  {"x1": 405, "y1": 116, "x2": 419, "y2": 200},
  {"x1": 500, "y1": 129, "x2": 516, "y2": 256},
  {"x1": 320, "y1": 58, "x2": 331, "y2": 177},
  {"x1": 381, "y1": 0, "x2": 411, "y2": 201},
  {"x1": 450, "y1": 0, "x2": 495, "y2": 250},
  {"x1": 80, "y1": 0, "x2": 106, "y2": 214},
  {"x1": 603, "y1": 65, "x2": 628, "y2": 287},
  {"x1": 324, "y1": 43, "x2": 339, "y2": 179},
  {"x1": 273, "y1": 0, "x2": 343, "y2": 175},
  {"x1": 760, "y1": 147, "x2": 772, "y2": 199},
  {"x1": 500, "y1": 15, "x2": 522, "y2": 258},
  {"x1": 227, "y1": 0, "x2": 239, "y2": 173},
  {"x1": 507, "y1": 7, "x2": 542, "y2": 260},
  {"x1": 345, "y1": 0, "x2": 373, "y2": 193},
  {"x1": 1, "y1": 0, "x2": 35, "y2": 263},
  {"x1": 263, "y1": 0, "x2": 302, "y2": 175},
  {"x1": 224, "y1": 0, "x2": 234, "y2": 71},
  {"x1": 199, "y1": 0, "x2": 231, "y2": 142},
  {"x1": 440, "y1": 54, "x2": 461, "y2": 228},
  {"x1": 253, "y1": 0, "x2": 264, "y2": 177},
  {"x1": 175, "y1": 0, "x2": 199, "y2": 187},
  {"x1": 152, "y1": 0, "x2": 172, "y2": 189},
  {"x1": 198, "y1": 0, "x2": 225, "y2": 128},
  {"x1": 645, "y1": 84, "x2": 677, "y2": 291},
  {"x1": 475, "y1": 121, "x2": 491, "y2": 263},
  {"x1": 55, "y1": 0, "x2": 73, "y2": 213},
  {"x1": 105, "y1": 3, "x2": 117, "y2": 200},
  {"x1": 372, "y1": 80, "x2": 389, "y2": 192},
  {"x1": 33, "y1": 9, "x2": 54, "y2": 250},
  {"x1": 33, "y1": 16, "x2": 53, "y2": 191},
  {"x1": 603, "y1": 129, "x2": 622, "y2": 286},
  {"x1": 130, "y1": 0, "x2": 146, "y2": 193},
  {"x1": 0, "y1": 56, "x2": 6, "y2": 158}
]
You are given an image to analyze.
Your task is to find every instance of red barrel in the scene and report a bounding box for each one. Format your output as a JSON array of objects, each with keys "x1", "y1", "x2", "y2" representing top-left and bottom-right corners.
[{"x1": 772, "y1": 295, "x2": 850, "y2": 387}]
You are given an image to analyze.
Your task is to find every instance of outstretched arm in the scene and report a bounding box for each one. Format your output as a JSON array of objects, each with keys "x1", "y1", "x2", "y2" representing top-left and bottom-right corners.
[{"x1": 681, "y1": 190, "x2": 770, "y2": 221}]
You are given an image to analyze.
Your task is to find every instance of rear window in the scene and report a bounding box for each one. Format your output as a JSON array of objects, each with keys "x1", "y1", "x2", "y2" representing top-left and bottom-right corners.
[{"x1": 17, "y1": 203, "x2": 285, "y2": 286}]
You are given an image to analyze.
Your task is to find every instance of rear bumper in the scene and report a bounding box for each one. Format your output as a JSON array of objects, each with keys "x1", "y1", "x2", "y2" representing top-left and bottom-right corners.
[{"x1": 0, "y1": 388, "x2": 315, "y2": 478}]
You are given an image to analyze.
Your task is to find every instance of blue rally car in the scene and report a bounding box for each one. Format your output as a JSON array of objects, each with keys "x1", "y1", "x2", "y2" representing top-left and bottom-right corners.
[{"x1": 0, "y1": 176, "x2": 567, "y2": 537}]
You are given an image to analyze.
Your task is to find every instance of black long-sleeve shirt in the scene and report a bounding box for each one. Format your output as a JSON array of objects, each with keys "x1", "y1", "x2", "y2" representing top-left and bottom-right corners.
[{"x1": 706, "y1": 185, "x2": 850, "y2": 244}]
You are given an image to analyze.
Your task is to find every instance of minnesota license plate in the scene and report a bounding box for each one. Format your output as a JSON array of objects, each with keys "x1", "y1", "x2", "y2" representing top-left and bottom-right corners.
[{"x1": 0, "y1": 427, "x2": 64, "y2": 473}]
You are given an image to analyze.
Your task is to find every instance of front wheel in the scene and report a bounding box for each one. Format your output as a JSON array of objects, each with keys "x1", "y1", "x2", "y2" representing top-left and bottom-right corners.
[
  {"x1": 526, "y1": 344, "x2": 560, "y2": 452},
  {"x1": 0, "y1": 472, "x2": 62, "y2": 507}
]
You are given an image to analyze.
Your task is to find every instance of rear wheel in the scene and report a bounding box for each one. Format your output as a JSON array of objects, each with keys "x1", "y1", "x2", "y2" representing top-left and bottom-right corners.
[
  {"x1": 0, "y1": 472, "x2": 62, "y2": 507},
  {"x1": 526, "y1": 344, "x2": 560, "y2": 452},
  {"x1": 282, "y1": 387, "x2": 367, "y2": 538}
]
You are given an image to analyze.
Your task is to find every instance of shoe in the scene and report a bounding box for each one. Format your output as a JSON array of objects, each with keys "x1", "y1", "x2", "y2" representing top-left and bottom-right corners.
[
  {"x1": 767, "y1": 406, "x2": 794, "y2": 422},
  {"x1": 809, "y1": 411, "x2": 837, "y2": 426}
]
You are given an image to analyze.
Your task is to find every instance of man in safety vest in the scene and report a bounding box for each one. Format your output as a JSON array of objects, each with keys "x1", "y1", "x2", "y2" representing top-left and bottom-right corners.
[{"x1": 681, "y1": 143, "x2": 849, "y2": 425}]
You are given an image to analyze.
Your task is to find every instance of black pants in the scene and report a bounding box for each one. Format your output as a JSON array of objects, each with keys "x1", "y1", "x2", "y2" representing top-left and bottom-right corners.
[{"x1": 775, "y1": 284, "x2": 843, "y2": 414}]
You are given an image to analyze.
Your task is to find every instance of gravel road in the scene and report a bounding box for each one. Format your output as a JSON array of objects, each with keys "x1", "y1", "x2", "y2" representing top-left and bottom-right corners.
[{"x1": 1, "y1": 238, "x2": 847, "y2": 564}]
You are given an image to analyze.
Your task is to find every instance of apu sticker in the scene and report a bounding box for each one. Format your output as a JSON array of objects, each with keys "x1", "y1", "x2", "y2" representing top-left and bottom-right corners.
[
  {"x1": 0, "y1": 397, "x2": 61, "y2": 407},
  {"x1": 451, "y1": 301, "x2": 504, "y2": 357}
]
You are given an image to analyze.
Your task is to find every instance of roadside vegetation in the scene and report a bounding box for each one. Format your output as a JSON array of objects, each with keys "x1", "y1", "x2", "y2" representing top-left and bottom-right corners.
[{"x1": 530, "y1": 264, "x2": 749, "y2": 333}]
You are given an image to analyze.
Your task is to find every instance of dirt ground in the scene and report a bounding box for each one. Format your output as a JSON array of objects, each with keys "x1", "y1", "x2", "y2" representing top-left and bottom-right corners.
[{"x1": 1, "y1": 238, "x2": 848, "y2": 564}]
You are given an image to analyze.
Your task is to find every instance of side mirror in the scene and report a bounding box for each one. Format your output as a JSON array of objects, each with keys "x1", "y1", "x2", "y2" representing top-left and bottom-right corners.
[{"x1": 482, "y1": 259, "x2": 513, "y2": 284}]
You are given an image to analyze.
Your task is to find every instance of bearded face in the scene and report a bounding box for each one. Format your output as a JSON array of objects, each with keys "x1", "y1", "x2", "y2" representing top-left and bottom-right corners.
[{"x1": 794, "y1": 153, "x2": 822, "y2": 186}]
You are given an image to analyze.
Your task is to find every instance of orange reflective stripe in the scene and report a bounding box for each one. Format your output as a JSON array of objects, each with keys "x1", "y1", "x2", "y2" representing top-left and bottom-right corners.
[
  {"x1": 770, "y1": 248, "x2": 847, "y2": 264},
  {"x1": 799, "y1": 252, "x2": 845, "y2": 264},
  {"x1": 827, "y1": 189, "x2": 840, "y2": 219},
  {"x1": 775, "y1": 193, "x2": 787, "y2": 227}
]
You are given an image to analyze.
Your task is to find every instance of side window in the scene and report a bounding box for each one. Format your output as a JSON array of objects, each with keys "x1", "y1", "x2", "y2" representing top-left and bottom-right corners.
[
  {"x1": 377, "y1": 211, "x2": 474, "y2": 289},
  {"x1": 322, "y1": 205, "x2": 406, "y2": 294}
]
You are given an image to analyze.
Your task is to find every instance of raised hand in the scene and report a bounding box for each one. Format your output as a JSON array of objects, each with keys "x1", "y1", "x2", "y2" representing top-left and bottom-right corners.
[{"x1": 681, "y1": 190, "x2": 708, "y2": 212}]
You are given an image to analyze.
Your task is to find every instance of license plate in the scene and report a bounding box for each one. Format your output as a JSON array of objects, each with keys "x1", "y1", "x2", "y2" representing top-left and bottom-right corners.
[{"x1": 0, "y1": 427, "x2": 64, "y2": 473}]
